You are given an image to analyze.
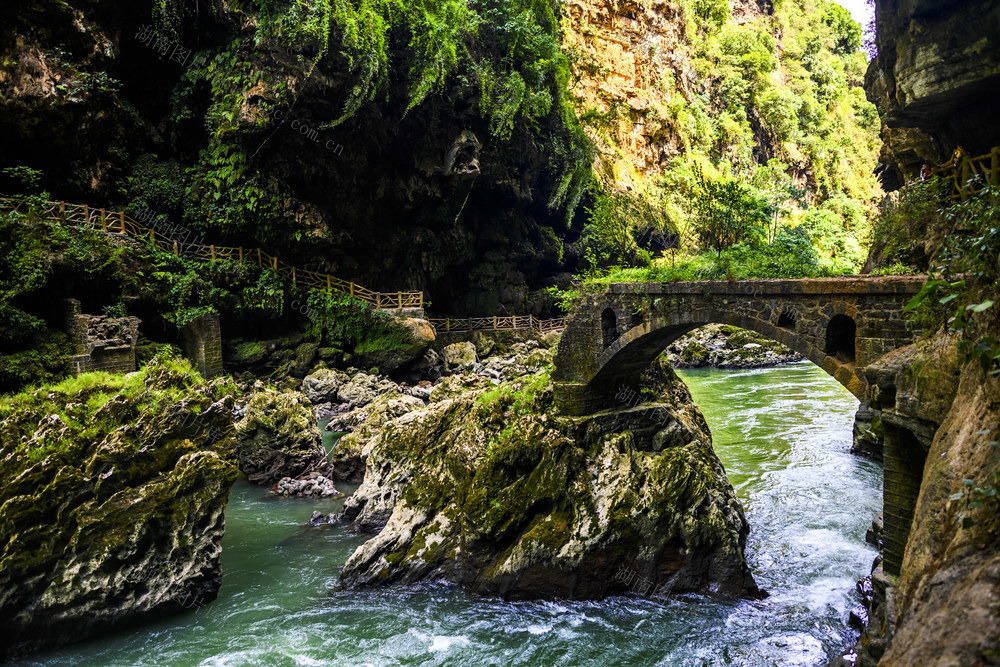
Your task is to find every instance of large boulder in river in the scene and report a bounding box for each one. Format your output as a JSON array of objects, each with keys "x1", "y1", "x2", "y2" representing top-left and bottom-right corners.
[
  {"x1": 0, "y1": 356, "x2": 239, "y2": 659},
  {"x1": 336, "y1": 364, "x2": 758, "y2": 600},
  {"x1": 301, "y1": 367, "x2": 344, "y2": 404},
  {"x1": 357, "y1": 317, "x2": 435, "y2": 370},
  {"x1": 234, "y1": 386, "x2": 325, "y2": 484},
  {"x1": 328, "y1": 390, "x2": 426, "y2": 482}
]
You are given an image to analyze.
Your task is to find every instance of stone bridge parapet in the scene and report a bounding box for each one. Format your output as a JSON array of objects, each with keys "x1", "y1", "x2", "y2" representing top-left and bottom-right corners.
[{"x1": 552, "y1": 276, "x2": 927, "y2": 415}]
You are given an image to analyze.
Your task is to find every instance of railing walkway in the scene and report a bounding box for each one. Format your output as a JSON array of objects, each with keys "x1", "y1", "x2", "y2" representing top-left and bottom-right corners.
[
  {"x1": 0, "y1": 196, "x2": 423, "y2": 310},
  {"x1": 1, "y1": 196, "x2": 566, "y2": 333},
  {"x1": 428, "y1": 315, "x2": 566, "y2": 334},
  {"x1": 930, "y1": 146, "x2": 1000, "y2": 200}
]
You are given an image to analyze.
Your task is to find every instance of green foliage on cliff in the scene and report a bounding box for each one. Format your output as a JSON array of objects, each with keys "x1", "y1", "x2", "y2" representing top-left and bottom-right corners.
[
  {"x1": 151, "y1": 0, "x2": 594, "y2": 236},
  {"x1": 902, "y1": 184, "x2": 1000, "y2": 375},
  {"x1": 576, "y1": 0, "x2": 878, "y2": 281},
  {"x1": 298, "y1": 289, "x2": 415, "y2": 356}
]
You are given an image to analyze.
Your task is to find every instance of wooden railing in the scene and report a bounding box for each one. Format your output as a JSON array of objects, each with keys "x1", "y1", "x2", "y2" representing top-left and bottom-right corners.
[
  {"x1": 428, "y1": 315, "x2": 566, "y2": 334},
  {"x1": 931, "y1": 147, "x2": 1000, "y2": 200},
  {"x1": 0, "y1": 197, "x2": 424, "y2": 311}
]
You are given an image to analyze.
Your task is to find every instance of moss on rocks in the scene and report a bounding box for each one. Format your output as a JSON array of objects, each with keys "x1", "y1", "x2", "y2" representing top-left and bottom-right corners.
[
  {"x1": 0, "y1": 355, "x2": 240, "y2": 659},
  {"x1": 234, "y1": 385, "x2": 325, "y2": 485},
  {"x1": 335, "y1": 367, "x2": 757, "y2": 600},
  {"x1": 667, "y1": 324, "x2": 803, "y2": 369}
]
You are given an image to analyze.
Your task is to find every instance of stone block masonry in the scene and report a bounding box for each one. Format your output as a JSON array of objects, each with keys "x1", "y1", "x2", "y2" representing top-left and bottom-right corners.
[
  {"x1": 552, "y1": 276, "x2": 927, "y2": 416},
  {"x1": 181, "y1": 313, "x2": 224, "y2": 379},
  {"x1": 63, "y1": 299, "x2": 140, "y2": 376}
]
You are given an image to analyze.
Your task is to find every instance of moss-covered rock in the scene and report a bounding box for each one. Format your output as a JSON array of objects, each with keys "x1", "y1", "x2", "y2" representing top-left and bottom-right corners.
[
  {"x1": 427, "y1": 374, "x2": 491, "y2": 402},
  {"x1": 328, "y1": 390, "x2": 426, "y2": 482},
  {"x1": 0, "y1": 356, "x2": 240, "y2": 659},
  {"x1": 302, "y1": 367, "x2": 344, "y2": 404},
  {"x1": 358, "y1": 318, "x2": 434, "y2": 370},
  {"x1": 234, "y1": 386, "x2": 324, "y2": 485},
  {"x1": 441, "y1": 342, "x2": 478, "y2": 371},
  {"x1": 335, "y1": 367, "x2": 757, "y2": 600},
  {"x1": 667, "y1": 324, "x2": 802, "y2": 369}
]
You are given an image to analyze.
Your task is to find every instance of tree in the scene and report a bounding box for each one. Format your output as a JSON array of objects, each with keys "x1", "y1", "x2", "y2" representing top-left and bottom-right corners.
[
  {"x1": 580, "y1": 191, "x2": 649, "y2": 269},
  {"x1": 822, "y1": 2, "x2": 862, "y2": 55},
  {"x1": 691, "y1": 165, "x2": 769, "y2": 256}
]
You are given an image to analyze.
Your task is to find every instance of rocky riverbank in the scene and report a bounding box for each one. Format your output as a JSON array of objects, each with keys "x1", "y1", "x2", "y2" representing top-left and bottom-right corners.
[
  {"x1": 666, "y1": 325, "x2": 803, "y2": 369},
  {"x1": 0, "y1": 356, "x2": 240, "y2": 660}
]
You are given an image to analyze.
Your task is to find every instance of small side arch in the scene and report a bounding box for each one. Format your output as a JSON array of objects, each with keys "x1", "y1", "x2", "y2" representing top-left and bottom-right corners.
[{"x1": 825, "y1": 314, "x2": 857, "y2": 363}]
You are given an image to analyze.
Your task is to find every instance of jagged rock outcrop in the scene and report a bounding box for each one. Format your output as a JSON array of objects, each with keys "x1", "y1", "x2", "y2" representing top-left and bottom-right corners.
[
  {"x1": 323, "y1": 340, "x2": 557, "y2": 481},
  {"x1": 0, "y1": 356, "x2": 239, "y2": 659},
  {"x1": 334, "y1": 362, "x2": 758, "y2": 600},
  {"x1": 866, "y1": 0, "x2": 1000, "y2": 185},
  {"x1": 327, "y1": 390, "x2": 427, "y2": 483},
  {"x1": 234, "y1": 386, "x2": 325, "y2": 485},
  {"x1": 847, "y1": 333, "x2": 1000, "y2": 665}
]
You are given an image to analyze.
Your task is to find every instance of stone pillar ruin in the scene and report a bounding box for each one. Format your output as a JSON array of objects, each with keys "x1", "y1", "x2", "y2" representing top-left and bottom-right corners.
[
  {"x1": 63, "y1": 299, "x2": 141, "y2": 376},
  {"x1": 180, "y1": 312, "x2": 224, "y2": 379}
]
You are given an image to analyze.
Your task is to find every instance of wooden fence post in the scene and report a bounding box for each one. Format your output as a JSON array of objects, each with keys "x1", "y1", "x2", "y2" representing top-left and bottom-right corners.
[
  {"x1": 59, "y1": 202, "x2": 65, "y2": 218},
  {"x1": 119, "y1": 211, "x2": 126, "y2": 233},
  {"x1": 272, "y1": 257, "x2": 277, "y2": 271},
  {"x1": 210, "y1": 245, "x2": 216, "y2": 261},
  {"x1": 398, "y1": 292, "x2": 403, "y2": 309},
  {"x1": 238, "y1": 247, "x2": 243, "y2": 264},
  {"x1": 257, "y1": 248, "x2": 262, "y2": 266},
  {"x1": 350, "y1": 283, "x2": 354, "y2": 298},
  {"x1": 173, "y1": 241, "x2": 179, "y2": 256},
  {"x1": 100, "y1": 209, "x2": 107, "y2": 231},
  {"x1": 291, "y1": 267, "x2": 296, "y2": 285}
]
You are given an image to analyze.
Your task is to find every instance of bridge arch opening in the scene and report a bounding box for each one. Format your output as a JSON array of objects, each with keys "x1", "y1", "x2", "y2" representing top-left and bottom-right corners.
[
  {"x1": 601, "y1": 308, "x2": 618, "y2": 348},
  {"x1": 825, "y1": 314, "x2": 857, "y2": 363}
]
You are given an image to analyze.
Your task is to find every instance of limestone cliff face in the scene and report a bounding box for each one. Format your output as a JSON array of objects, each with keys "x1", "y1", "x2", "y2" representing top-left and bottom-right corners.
[
  {"x1": 563, "y1": 0, "x2": 767, "y2": 190},
  {"x1": 0, "y1": 0, "x2": 136, "y2": 197},
  {"x1": 851, "y1": 335, "x2": 1000, "y2": 665},
  {"x1": 563, "y1": 0, "x2": 690, "y2": 184},
  {"x1": 0, "y1": 0, "x2": 582, "y2": 317},
  {"x1": 866, "y1": 0, "x2": 1000, "y2": 187}
]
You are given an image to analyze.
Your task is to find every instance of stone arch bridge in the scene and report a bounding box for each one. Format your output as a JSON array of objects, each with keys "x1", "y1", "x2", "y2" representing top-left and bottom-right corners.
[{"x1": 552, "y1": 276, "x2": 926, "y2": 415}]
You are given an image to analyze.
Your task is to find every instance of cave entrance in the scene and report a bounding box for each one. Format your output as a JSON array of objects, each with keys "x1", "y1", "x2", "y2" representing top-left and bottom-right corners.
[
  {"x1": 601, "y1": 308, "x2": 618, "y2": 348},
  {"x1": 825, "y1": 314, "x2": 856, "y2": 363}
]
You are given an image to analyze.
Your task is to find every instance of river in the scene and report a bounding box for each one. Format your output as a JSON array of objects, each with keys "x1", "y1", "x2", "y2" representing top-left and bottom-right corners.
[{"x1": 17, "y1": 362, "x2": 881, "y2": 666}]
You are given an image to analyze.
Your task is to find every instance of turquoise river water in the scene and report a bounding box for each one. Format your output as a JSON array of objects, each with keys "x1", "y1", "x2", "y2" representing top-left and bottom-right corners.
[{"x1": 17, "y1": 362, "x2": 881, "y2": 666}]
